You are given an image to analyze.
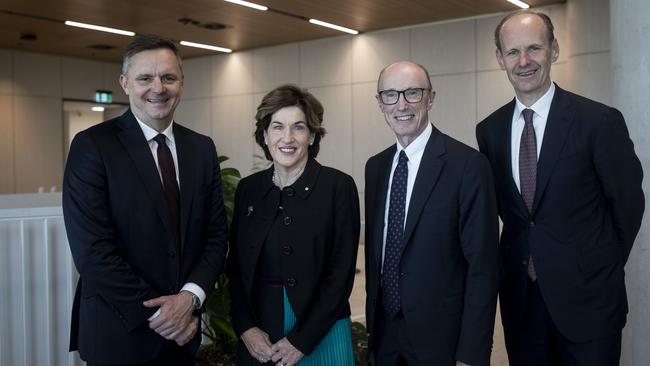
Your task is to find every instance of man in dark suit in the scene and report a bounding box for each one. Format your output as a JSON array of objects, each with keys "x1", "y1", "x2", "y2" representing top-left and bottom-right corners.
[
  {"x1": 476, "y1": 11, "x2": 644, "y2": 366},
  {"x1": 365, "y1": 61, "x2": 499, "y2": 366},
  {"x1": 63, "y1": 35, "x2": 228, "y2": 365}
]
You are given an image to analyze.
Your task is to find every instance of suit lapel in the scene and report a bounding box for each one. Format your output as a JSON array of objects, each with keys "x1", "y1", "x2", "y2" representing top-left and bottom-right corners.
[
  {"x1": 401, "y1": 127, "x2": 445, "y2": 253},
  {"x1": 116, "y1": 111, "x2": 176, "y2": 241},
  {"x1": 533, "y1": 86, "x2": 573, "y2": 213},
  {"x1": 174, "y1": 124, "x2": 195, "y2": 248},
  {"x1": 372, "y1": 147, "x2": 394, "y2": 269}
]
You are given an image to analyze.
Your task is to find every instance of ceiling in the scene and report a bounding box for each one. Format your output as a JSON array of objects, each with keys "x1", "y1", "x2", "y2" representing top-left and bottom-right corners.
[{"x1": 0, "y1": 0, "x2": 564, "y2": 63}]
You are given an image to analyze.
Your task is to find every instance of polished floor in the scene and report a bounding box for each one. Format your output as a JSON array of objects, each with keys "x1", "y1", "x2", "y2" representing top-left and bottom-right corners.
[{"x1": 349, "y1": 245, "x2": 509, "y2": 365}]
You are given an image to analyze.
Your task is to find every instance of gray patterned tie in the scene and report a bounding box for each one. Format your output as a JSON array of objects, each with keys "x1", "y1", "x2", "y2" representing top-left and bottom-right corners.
[
  {"x1": 383, "y1": 150, "x2": 408, "y2": 316},
  {"x1": 519, "y1": 108, "x2": 537, "y2": 281}
]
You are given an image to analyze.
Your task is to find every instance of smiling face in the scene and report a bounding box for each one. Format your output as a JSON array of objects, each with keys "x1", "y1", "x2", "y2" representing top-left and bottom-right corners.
[
  {"x1": 377, "y1": 62, "x2": 435, "y2": 148},
  {"x1": 496, "y1": 13, "x2": 559, "y2": 106},
  {"x1": 119, "y1": 48, "x2": 184, "y2": 131},
  {"x1": 264, "y1": 105, "x2": 315, "y2": 174}
]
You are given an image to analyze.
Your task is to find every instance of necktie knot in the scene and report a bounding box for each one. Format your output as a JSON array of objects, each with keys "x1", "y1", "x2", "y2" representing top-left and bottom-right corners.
[
  {"x1": 154, "y1": 133, "x2": 167, "y2": 146},
  {"x1": 398, "y1": 150, "x2": 408, "y2": 165},
  {"x1": 522, "y1": 108, "x2": 535, "y2": 127}
]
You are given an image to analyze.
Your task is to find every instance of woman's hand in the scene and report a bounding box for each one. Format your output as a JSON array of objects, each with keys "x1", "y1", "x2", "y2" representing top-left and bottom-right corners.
[
  {"x1": 271, "y1": 337, "x2": 304, "y2": 366},
  {"x1": 241, "y1": 327, "x2": 274, "y2": 363}
]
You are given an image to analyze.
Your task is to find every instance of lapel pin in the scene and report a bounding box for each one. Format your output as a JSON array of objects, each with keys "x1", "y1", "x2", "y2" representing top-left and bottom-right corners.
[
  {"x1": 304, "y1": 187, "x2": 309, "y2": 191},
  {"x1": 246, "y1": 205, "x2": 254, "y2": 216}
]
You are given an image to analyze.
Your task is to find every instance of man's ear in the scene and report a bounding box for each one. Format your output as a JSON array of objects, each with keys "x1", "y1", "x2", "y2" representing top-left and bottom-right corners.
[
  {"x1": 496, "y1": 49, "x2": 506, "y2": 70},
  {"x1": 119, "y1": 74, "x2": 129, "y2": 95}
]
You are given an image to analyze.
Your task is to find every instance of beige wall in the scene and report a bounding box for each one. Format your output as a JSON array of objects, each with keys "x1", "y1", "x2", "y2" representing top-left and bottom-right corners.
[{"x1": 0, "y1": 51, "x2": 127, "y2": 194}]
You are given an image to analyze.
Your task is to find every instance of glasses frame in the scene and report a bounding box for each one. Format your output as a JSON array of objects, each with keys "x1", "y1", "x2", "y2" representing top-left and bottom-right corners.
[{"x1": 377, "y1": 88, "x2": 431, "y2": 105}]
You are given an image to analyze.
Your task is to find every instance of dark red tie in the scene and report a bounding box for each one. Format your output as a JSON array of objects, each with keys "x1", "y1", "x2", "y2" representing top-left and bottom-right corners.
[
  {"x1": 154, "y1": 134, "x2": 180, "y2": 242},
  {"x1": 519, "y1": 108, "x2": 537, "y2": 281}
]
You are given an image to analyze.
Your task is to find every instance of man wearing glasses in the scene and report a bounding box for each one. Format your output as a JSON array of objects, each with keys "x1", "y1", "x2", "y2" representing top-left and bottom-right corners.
[{"x1": 364, "y1": 61, "x2": 500, "y2": 366}]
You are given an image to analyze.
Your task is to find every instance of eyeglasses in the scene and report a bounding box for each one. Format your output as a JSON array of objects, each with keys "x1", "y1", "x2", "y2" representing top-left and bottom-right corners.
[{"x1": 377, "y1": 88, "x2": 430, "y2": 105}]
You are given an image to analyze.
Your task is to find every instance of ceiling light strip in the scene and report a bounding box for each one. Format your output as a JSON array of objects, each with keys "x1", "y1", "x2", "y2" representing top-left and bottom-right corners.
[
  {"x1": 64, "y1": 21, "x2": 135, "y2": 36},
  {"x1": 506, "y1": 0, "x2": 530, "y2": 9},
  {"x1": 224, "y1": 0, "x2": 268, "y2": 11},
  {"x1": 180, "y1": 41, "x2": 232, "y2": 53},
  {"x1": 308, "y1": 19, "x2": 359, "y2": 35}
]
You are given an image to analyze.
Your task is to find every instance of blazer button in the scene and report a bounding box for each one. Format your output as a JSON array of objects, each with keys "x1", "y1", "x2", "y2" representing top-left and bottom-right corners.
[
  {"x1": 529, "y1": 221, "x2": 535, "y2": 227},
  {"x1": 284, "y1": 216, "x2": 292, "y2": 226},
  {"x1": 286, "y1": 277, "x2": 297, "y2": 287},
  {"x1": 284, "y1": 187, "x2": 296, "y2": 197},
  {"x1": 282, "y1": 245, "x2": 293, "y2": 255},
  {"x1": 168, "y1": 251, "x2": 176, "y2": 258}
]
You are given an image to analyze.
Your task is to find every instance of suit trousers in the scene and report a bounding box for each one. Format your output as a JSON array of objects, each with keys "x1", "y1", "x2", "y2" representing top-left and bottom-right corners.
[
  {"x1": 506, "y1": 280, "x2": 622, "y2": 366},
  {"x1": 87, "y1": 340, "x2": 195, "y2": 366},
  {"x1": 372, "y1": 291, "x2": 419, "y2": 366}
]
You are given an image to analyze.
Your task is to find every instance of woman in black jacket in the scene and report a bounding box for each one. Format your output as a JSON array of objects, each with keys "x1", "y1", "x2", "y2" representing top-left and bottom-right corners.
[{"x1": 227, "y1": 84, "x2": 360, "y2": 366}]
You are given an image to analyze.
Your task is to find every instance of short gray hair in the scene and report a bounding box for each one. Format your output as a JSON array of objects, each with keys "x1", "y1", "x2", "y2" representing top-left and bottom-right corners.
[{"x1": 122, "y1": 34, "x2": 182, "y2": 75}]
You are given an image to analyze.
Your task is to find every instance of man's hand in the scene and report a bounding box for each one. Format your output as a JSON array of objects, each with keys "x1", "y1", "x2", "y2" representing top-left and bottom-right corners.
[
  {"x1": 271, "y1": 337, "x2": 303, "y2": 366},
  {"x1": 144, "y1": 291, "x2": 195, "y2": 342},
  {"x1": 241, "y1": 327, "x2": 274, "y2": 363}
]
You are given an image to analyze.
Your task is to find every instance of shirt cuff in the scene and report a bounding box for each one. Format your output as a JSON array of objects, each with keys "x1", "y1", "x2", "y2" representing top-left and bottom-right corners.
[
  {"x1": 181, "y1": 282, "x2": 206, "y2": 307},
  {"x1": 147, "y1": 308, "x2": 161, "y2": 321}
]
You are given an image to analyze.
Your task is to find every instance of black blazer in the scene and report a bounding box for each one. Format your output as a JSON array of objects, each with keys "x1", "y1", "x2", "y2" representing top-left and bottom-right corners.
[
  {"x1": 227, "y1": 159, "x2": 360, "y2": 354},
  {"x1": 364, "y1": 126, "x2": 499, "y2": 366},
  {"x1": 476, "y1": 85, "x2": 644, "y2": 343},
  {"x1": 63, "y1": 110, "x2": 228, "y2": 364}
]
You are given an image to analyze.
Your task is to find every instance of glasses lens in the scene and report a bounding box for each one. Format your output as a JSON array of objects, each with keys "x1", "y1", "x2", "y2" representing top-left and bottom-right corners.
[
  {"x1": 404, "y1": 89, "x2": 423, "y2": 103},
  {"x1": 380, "y1": 91, "x2": 399, "y2": 104}
]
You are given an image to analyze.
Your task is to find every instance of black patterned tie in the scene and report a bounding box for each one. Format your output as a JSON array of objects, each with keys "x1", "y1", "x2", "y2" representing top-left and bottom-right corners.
[
  {"x1": 519, "y1": 108, "x2": 537, "y2": 281},
  {"x1": 154, "y1": 134, "x2": 180, "y2": 242},
  {"x1": 383, "y1": 150, "x2": 408, "y2": 316}
]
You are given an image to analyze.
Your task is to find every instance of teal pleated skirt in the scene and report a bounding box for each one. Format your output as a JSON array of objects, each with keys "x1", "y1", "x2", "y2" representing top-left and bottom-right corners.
[{"x1": 283, "y1": 289, "x2": 355, "y2": 365}]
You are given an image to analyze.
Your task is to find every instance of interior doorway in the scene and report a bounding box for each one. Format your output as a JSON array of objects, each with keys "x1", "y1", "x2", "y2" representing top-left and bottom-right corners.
[{"x1": 63, "y1": 101, "x2": 128, "y2": 160}]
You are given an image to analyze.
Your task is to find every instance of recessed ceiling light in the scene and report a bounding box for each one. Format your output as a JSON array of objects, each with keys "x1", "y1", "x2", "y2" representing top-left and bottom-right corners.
[
  {"x1": 180, "y1": 41, "x2": 232, "y2": 53},
  {"x1": 506, "y1": 0, "x2": 530, "y2": 9},
  {"x1": 65, "y1": 21, "x2": 135, "y2": 36},
  {"x1": 91, "y1": 106, "x2": 105, "y2": 112},
  {"x1": 308, "y1": 19, "x2": 359, "y2": 35},
  {"x1": 224, "y1": 0, "x2": 268, "y2": 11}
]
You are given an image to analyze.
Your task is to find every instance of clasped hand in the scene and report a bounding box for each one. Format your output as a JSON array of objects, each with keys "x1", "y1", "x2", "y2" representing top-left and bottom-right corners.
[
  {"x1": 144, "y1": 291, "x2": 198, "y2": 346},
  {"x1": 241, "y1": 327, "x2": 304, "y2": 366}
]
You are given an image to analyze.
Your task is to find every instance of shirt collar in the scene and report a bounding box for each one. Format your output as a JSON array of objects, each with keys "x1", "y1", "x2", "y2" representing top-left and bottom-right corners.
[
  {"x1": 135, "y1": 116, "x2": 176, "y2": 147},
  {"x1": 514, "y1": 82, "x2": 556, "y2": 120},
  {"x1": 395, "y1": 122, "x2": 432, "y2": 161}
]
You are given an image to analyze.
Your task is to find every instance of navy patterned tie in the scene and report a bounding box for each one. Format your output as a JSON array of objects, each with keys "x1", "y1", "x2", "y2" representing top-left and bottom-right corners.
[
  {"x1": 383, "y1": 150, "x2": 408, "y2": 316},
  {"x1": 519, "y1": 108, "x2": 538, "y2": 281}
]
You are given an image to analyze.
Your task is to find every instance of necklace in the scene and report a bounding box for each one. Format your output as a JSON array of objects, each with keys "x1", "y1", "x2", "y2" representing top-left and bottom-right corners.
[{"x1": 272, "y1": 166, "x2": 305, "y2": 188}]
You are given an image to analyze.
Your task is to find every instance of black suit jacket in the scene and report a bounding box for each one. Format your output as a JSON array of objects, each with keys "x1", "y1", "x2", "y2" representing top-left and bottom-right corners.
[
  {"x1": 476, "y1": 85, "x2": 644, "y2": 343},
  {"x1": 227, "y1": 158, "x2": 360, "y2": 354},
  {"x1": 365, "y1": 126, "x2": 499, "y2": 366},
  {"x1": 63, "y1": 110, "x2": 228, "y2": 364}
]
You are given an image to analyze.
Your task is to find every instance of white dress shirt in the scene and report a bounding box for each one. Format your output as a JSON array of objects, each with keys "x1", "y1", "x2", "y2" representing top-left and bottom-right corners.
[
  {"x1": 510, "y1": 83, "x2": 556, "y2": 192},
  {"x1": 381, "y1": 123, "x2": 433, "y2": 270},
  {"x1": 135, "y1": 118, "x2": 206, "y2": 317}
]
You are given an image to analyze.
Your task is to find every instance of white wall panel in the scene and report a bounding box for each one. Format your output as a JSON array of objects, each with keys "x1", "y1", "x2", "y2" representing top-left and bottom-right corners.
[
  {"x1": 212, "y1": 52, "x2": 254, "y2": 97},
  {"x1": 175, "y1": 98, "x2": 213, "y2": 137},
  {"x1": 0, "y1": 96, "x2": 15, "y2": 194},
  {"x1": 430, "y1": 73, "x2": 477, "y2": 148},
  {"x1": 476, "y1": 70, "x2": 515, "y2": 122},
  {"x1": 412, "y1": 21, "x2": 476, "y2": 76},
  {"x1": 13, "y1": 96, "x2": 63, "y2": 193},
  {"x1": 352, "y1": 29, "x2": 410, "y2": 83},
  {"x1": 253, "y1": 44, "x2": 300, "y2": 94},
  {"x1": 182, "y1": 57, "x2": 213, "y2": 100},
  {"x1": 212, "y1": 95, "x2": 256, "y2": 175},
  {"x1": 62, "y1": 58, "x2": 103, "y2": 101},
  {"x1": 476, "y1": 15, "x2": 502, "y2": 72},
  {"x1": 309, "y1": 85, "x2": 353, "y2": 175},
  {"x1": 13, "y1": 51, "x2": 61, "y2": 97},
  {"x1": 101, "y1": 62, "x2": 128, "y2": 104},
  {"x1": 300, "y1": 36, "x2": 353, "y2": 88}
]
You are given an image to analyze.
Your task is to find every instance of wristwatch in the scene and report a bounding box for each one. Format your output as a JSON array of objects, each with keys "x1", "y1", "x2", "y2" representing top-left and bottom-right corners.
[{"x1": 189, "y1": 292, "x2": 201, "y2": 310}]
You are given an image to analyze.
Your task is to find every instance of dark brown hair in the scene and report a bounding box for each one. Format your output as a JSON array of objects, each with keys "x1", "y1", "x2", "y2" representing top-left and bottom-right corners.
[
  {"x1": 254, "y1": 85, "x2": 326, "y2": 160},
  {"x1": 494, "y1": 10, "x2": 555, "y2": 51},
  {"x1": 122, "y1": 34, "x2": 182, "y2": 75}
]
